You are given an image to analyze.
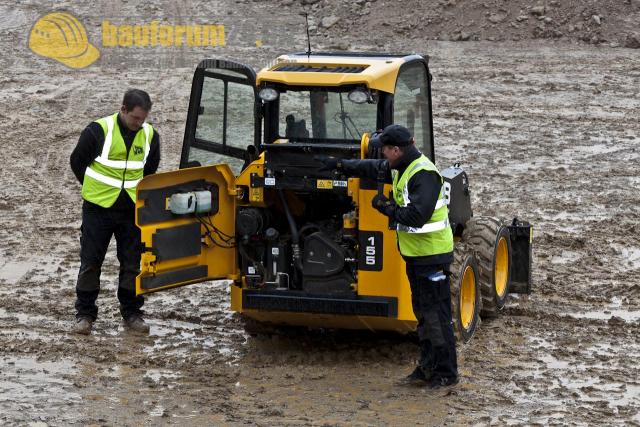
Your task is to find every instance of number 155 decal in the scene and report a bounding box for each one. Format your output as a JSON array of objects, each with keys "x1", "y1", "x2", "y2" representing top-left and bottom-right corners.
[{"x1": 358, "y1": 231, "x2": 383, "y2": 271}]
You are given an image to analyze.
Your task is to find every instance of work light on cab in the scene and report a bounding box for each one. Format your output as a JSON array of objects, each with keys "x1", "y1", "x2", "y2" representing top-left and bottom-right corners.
[
  {"x1": 259, "y1": 87, "x2": 278, "y2": 101},
  {"x1": 347, "y1": 87, "x2": 370, "y2": 104}
]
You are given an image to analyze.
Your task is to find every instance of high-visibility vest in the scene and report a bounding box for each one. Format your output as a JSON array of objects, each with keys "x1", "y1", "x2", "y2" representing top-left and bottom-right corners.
[
  {"x1": 391, "y1": 155, "x2": 454, "y2": 257},
  {"x1": 81, "y1": 112, "x2": 154, "y2": 207}
]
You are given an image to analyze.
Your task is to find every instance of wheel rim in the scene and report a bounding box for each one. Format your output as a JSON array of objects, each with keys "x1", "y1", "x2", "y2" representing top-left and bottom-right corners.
[
  {"x1": 495, "y1": 236, "x2": 509, "y2": 298},
  {"x1": 460, "y1": 265, "x2": 476, "y2": 330}
]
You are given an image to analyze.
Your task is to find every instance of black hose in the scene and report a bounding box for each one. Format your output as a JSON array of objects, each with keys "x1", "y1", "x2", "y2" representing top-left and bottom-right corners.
[
  {"x1": 238, "y1": 241, "x2": 266, "y2": 284},
  {"x1": 278, "y1": 189, "x2": 303, "y2": 282}
]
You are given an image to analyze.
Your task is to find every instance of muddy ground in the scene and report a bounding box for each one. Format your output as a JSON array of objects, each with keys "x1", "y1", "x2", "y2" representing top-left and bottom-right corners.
[{"x1": 1, "y1": 1, "x2": 639, "y2": 425}]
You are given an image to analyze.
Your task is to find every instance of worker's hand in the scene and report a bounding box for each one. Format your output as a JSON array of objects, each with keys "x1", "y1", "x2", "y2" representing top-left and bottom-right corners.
[
  {"x1": 372, "y1": 194, "x2": 394, "y2": 216},
  {"x1": 315, "y1": 155, "x2": 342, "y2": 172}
]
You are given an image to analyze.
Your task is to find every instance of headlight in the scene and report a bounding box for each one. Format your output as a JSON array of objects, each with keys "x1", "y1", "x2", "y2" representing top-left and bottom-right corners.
[
  {"x1": 259, "y1": 87, "x2": 279, "y2": 101},
  {"x1": 347, "y1": 87, "x2": 370, "y2": 104}
]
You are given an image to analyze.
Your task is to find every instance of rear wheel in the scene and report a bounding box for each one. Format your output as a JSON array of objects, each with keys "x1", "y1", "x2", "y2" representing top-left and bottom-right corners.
[
  {"x1": 450, "y1": 243, "x2": 481, "y2": 343},
  {"x1": 463, "y1": 216, "x2": 512, "y2": 318}
]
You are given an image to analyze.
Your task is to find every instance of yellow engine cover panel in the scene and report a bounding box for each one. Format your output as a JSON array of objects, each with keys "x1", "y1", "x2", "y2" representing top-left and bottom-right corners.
[
  {"x1": 135, "y1": 165, "x2": 238, "y2": 295},
  {"x1": 356, "y1": 187, "x2": 416, "y2": 323}
]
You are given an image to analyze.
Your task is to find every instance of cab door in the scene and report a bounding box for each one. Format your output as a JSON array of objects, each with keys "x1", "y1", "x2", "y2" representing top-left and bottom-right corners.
[
  {"x1": 180, "y1": 58, "x2": 261, "y2": 174},
  {"x1": 135, "y1": 59, "x2": 259, "y2": 295},
  {"x1": 393, "y1": 57, "x2": 434, "y2": 161}
]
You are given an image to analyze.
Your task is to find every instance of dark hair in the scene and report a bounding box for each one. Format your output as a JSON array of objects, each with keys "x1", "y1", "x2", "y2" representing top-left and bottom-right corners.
[{"x1": 122, "y1": 89, "x2": 152, "y2": 112}]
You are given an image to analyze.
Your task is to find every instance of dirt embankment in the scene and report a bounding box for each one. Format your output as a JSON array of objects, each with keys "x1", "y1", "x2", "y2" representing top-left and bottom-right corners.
[{"x1": 287, "y1": 0, "x2": 640, "y2": 49}]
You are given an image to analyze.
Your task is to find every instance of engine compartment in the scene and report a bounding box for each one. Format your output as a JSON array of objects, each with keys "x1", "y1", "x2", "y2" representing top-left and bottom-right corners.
[
  {"x1": 235, "y1": 144, "x2": 473, "y2": 297},
  {"x1": 236, "y1": 190, "x2": 358, "y2": 296}
]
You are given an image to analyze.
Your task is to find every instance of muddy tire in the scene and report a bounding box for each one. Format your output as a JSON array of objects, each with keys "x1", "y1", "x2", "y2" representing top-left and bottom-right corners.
[
  {"x1": 462, "y1": 216, "x2": 512, "y2": 318},
  {"x1": 450, "y1": 242, "x2": 481, "y2": 343}
]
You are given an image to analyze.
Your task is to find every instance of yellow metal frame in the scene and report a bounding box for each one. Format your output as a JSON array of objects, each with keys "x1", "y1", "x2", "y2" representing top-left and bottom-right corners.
[
  {"x1": 257, "y1": 54, "x2": 419, "y2": 94},
  {"x1": 230, "y1": 132, "x2": 417, "y2": 331},
  {"x1": 137, "y1": 54, "x2": 423, "y2": 331}
]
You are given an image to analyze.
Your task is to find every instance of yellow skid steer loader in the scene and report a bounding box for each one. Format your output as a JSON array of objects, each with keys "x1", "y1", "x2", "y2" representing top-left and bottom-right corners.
[{"x1": 135, "y1": 53, "x2": 532, "y2": 342}]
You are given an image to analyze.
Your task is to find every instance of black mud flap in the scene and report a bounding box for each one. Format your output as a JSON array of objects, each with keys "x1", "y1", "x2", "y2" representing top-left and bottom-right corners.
[
  {"x1": 442, "y1": 165, "x2": 472, "y2": 237},
  {"x1": 508, "y1": 219, "x2": 533, "y2": 294}
]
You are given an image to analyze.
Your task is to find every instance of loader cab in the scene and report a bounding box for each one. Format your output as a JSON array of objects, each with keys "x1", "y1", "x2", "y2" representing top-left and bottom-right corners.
[
  {"x1": 179, "y1": 53, "x2": 436, "y2": 174},
  {"x1": 258, "y1": 53, "x2": 435, "y2": 161}
]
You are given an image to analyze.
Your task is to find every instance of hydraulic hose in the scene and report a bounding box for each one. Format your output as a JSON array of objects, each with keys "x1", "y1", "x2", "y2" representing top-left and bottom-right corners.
[
  {"x1": 238, "y1": 240, "x2": 266, "y2": 285},
  {"x1": 278, "y1": 189, "x2": 304, "y2": 282}
]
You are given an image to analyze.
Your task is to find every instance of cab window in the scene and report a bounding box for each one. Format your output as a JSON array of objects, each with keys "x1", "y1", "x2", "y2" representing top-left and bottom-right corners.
[
  {"x1": 394, "y1": 62, "x2": 432, "y2": 158},
  {"x1": 277, "y1": 89, "x2": 378, "y2": 142},
  {"x1": 185, "y1": 69, "x2": 256, "y2": 175}
]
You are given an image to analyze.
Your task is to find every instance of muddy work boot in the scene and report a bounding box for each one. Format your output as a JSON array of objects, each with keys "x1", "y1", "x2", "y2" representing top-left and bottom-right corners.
[
  {"x1": 424, "y1": 376, "x2": 459, "y2": 392},
  {"x1": 73, "y1": 317, "x2": 93, "y2": 335},
  {"x1": 123, "y1": 315, "x2": 150, "y2": 334},
  {"x1": 396, "y1": 366, "x2": 430, "y2": 386}
]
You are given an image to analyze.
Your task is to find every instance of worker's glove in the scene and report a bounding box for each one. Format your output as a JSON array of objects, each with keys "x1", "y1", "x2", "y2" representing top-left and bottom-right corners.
[
  {"x1": 372, "y1": 194, "x2": 395, "y2": 216},
  {"x1": 315, "y1": 155, "x2": 343, "y2": 172}
]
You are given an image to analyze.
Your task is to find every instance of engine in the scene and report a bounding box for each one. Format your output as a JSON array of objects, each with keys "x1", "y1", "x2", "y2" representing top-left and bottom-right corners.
[{"x1": 236, "y1": 203, "x2": 358, "y2": 296}]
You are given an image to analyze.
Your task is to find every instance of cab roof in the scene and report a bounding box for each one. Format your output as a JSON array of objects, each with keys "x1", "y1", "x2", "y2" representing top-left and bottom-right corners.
[{"x1": 256, "y1": 52, "x2": 427, "y2": 94}]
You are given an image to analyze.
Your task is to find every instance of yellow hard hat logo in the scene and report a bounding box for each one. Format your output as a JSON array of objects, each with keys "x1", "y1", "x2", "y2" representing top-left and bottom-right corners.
[{"x1": 29, "y1": 12, "x2": 99, "y2": 69}]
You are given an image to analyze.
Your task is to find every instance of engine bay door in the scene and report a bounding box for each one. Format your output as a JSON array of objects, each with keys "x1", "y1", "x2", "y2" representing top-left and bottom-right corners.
[{"x1": 135, "y1": 165, "x2": 237, "y2": 295}]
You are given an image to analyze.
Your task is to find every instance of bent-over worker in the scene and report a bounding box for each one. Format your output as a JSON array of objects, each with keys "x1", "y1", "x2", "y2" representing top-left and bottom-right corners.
[{"x1": 318, "y1": 124, "x2": 458, "y2": 389}]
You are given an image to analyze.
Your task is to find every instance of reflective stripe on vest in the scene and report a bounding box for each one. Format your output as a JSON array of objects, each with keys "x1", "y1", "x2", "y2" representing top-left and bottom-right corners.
[
  {"x1": 397, "y1": 217, "x2": 450, "y2": 233},
  {"x1": 84, "y1": 167, "x2": 141, "y2": 189}
]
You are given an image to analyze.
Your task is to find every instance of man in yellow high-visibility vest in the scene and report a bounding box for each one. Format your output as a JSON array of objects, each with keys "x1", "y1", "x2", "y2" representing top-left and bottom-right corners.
[
  {"x1": 318, "y1": 124, "x2": 457, "y2": 390},
  {"x1": 70, "y1": 89, "x2": 160, "y2": 335}
]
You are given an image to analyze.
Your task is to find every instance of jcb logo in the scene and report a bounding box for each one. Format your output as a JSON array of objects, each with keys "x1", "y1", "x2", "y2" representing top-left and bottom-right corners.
[{"x1": 133, "y1": 146, "x2": 143, "y2": 155}]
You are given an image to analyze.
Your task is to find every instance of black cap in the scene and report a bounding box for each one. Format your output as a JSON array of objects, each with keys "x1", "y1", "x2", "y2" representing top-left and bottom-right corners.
[{"x1": 369, "y1": 124, "x2": 413, "y2": 148}]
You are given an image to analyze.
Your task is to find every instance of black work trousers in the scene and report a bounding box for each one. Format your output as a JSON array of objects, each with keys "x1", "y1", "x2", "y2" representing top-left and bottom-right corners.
[
  {"x1": 406, "y1": 263, "x2": 458, "y2": 381},
  {"x1": 75, "y1": 200, "x2": 144, "y2": 321}
]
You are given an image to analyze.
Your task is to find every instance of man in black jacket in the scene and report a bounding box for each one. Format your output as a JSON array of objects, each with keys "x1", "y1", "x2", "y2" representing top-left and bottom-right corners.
[
  {"x1": 318, "y1": 124, "x2": 458, "y2": 389},
  {"x1": 70, "y1": 89, "x2": 160, "y2": 335}
]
